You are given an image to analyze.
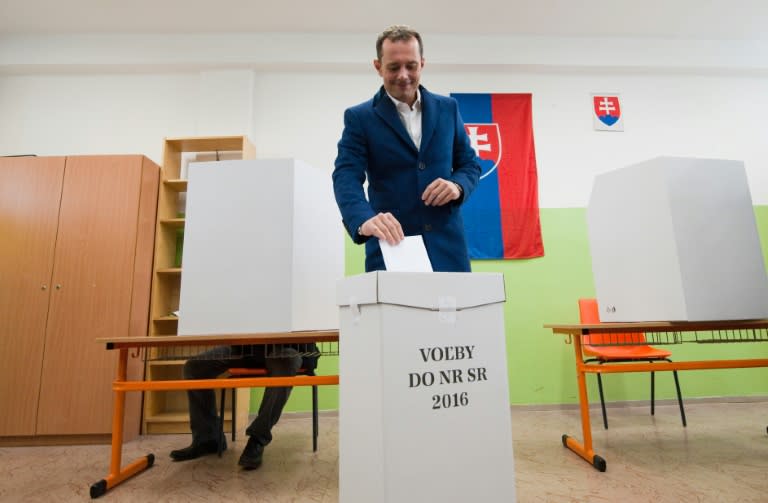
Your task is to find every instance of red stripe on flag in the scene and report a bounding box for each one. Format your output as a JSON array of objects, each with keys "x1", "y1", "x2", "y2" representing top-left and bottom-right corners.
[{"x1": 491, "y1": 94, "x2": 544, "y2": 259}]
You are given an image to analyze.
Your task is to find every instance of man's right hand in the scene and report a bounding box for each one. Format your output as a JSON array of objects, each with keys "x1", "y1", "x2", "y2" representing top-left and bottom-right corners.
[{"x1": 360, "y1": 212, "x2": 405, "y2": 246}]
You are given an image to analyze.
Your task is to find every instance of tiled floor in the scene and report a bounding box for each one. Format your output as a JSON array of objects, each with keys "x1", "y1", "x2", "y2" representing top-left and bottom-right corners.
[{"x1": 1, "y1": 400, "x2": 766, "y2": 502}]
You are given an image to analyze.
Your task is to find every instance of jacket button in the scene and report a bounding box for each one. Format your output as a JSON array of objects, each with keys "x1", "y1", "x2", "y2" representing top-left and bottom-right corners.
[
  {"x1": 424, "y1": 224, "x2": 432, "y2": 232},
  {"x1": 418, "y1": 161, "x2": 426, "y2": 170}
]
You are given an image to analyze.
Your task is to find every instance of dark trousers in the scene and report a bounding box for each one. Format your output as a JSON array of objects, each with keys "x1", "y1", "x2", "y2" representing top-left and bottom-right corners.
[{"x1": 183, "y1": 345, "x2": 302, "y2": 447}]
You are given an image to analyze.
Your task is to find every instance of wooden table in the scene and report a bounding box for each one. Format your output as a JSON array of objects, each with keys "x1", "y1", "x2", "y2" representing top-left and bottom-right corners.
[
  {"x1": 544, "y1": 320, "x2": 768, "y2": 471},
  {"x1": 90, "y1": 331, "x2": 339, "y2": 498}
]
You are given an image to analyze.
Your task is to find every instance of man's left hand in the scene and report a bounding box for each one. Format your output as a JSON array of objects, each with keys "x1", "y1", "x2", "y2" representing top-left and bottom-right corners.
[{"x1": 422, "y1": 178, "x2": 461, "y2": 207}]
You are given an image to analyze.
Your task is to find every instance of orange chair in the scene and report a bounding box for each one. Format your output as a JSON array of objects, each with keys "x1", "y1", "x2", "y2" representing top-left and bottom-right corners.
[{"x1": 578, "y1": 298, "x2": 686, "y2": 429}]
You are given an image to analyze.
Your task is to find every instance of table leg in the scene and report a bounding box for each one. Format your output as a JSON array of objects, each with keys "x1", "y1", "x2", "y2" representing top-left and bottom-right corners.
[
  {"x1": 561, "y1": 333, "x2": 606, "y2": 472},
  {"x1": 90, "y1": 348, "x2": 154, "y2": 498}
]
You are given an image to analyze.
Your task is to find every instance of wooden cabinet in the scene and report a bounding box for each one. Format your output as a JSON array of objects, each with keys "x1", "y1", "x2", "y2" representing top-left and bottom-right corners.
[
  {"x1": 0, "y1": 157, "x2": 65, "y2": 437},
  {"x1": 0, "y1": 155, "x2": 159, "y2": 442},
  {"x1": 143, "y1": 136, "x2": 255, "y2": 434}
]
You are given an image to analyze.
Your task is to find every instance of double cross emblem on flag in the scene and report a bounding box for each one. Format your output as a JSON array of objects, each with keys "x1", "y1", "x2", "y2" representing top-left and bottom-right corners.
[{"x1": 464, "y1": 124, "x2": 501, "y2": 180}]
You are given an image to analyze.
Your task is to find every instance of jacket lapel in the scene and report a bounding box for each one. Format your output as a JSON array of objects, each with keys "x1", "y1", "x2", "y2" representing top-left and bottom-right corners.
[
  {"x1": 373, "y1": 87, "x2": 418, "y2": 152},
  {"x1": 419, "y1": 86, "x2": 439, "y2": 155}
]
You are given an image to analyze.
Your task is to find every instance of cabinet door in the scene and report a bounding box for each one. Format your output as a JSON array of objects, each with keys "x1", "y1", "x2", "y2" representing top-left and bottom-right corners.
[
  {"x1": 0, "y1": 157, "x2": 65, "y2": 436},
  {"x1": 36, "y1": 156, "x2": 143, "y2": 435}
]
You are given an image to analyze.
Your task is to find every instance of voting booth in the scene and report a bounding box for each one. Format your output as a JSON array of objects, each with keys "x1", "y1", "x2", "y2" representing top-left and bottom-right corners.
[
  {"x1": 178, "y1": 158, "x2": 342, "y2": 334},
  {"x1": 337, "y1": 272, "x2": 516, "y2": 503},
  {"x1": 587, "y1": 156, "x2": 768, "y2": 322}
]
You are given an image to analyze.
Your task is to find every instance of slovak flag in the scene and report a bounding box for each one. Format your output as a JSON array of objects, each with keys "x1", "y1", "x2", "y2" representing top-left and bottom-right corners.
[
  {"x1": 451, "y1": 93, "x2": 544, "y2": 259},
  {"x1": 592, "y1": 94, "x2": 624, "y2": 131}
]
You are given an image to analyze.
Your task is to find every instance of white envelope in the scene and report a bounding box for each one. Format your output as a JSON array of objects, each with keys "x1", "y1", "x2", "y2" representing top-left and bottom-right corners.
[{"x1": 379, "y1": 235, "x2": 433, "y2": 272}]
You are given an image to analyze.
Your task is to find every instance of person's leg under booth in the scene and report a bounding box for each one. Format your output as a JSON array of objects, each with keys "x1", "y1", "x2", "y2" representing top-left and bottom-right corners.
[
  {"x1": 169, "y1": 345, "x2": 302, "y2": 470},
  {"x1": 170, "y1": 345, "x2": 242, "y2": 461},
  {"x1": 239, "y1": 346, "x2": 302, "y2": 469}
]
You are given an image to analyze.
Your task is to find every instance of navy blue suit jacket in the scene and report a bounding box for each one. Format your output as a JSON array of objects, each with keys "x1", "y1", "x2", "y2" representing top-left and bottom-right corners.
[{"x1": 333, "y1": 86, "x2": 481, "y2": 272}]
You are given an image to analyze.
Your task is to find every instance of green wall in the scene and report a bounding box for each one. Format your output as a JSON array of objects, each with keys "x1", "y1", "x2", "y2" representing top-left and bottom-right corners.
[{"x1": 265, "y1": 206, "x2": 768, "y2": 412}]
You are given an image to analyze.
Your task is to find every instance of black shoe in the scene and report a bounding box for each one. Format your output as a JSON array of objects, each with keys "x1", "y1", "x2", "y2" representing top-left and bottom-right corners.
[
  {"x1": 170, "y1": 438, "x2": 225, "y2": 461},
  {"x1": 238, "y1": 436, "x2": 264, "y2": 470}
]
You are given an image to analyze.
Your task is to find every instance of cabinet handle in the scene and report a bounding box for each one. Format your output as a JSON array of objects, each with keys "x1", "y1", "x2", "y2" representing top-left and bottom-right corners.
[
  {"x1": 41, "y1": 285, "x2": 48, "y2": 290},
  {"x1": 55, "y1": 284, "x2": 62, "y2": 290}
]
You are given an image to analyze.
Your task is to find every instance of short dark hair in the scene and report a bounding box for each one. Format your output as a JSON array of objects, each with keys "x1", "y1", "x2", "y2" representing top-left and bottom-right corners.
[{"x1": 376, "y1": 25, "x2": 423, "y2": 60}]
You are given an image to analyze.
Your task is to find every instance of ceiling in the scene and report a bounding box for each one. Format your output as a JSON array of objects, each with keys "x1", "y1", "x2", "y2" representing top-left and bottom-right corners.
[{"x1": 1, "y1": 0, "x2": 767, "y2": 40}]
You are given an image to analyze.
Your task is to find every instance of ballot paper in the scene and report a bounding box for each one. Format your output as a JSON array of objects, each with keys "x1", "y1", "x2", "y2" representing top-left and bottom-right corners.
[{"x1": 379, "y1": 235, "x2": 433, "y2": 272}]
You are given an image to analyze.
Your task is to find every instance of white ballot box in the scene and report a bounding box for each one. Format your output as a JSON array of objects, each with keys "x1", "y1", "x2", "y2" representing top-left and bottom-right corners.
[
  {"x1": 587, "y1": 156, "x2": 768, "y2": 322},
  {"x1": 337, "y1": 271, "x2": 516, "y2": 503},
  {"x1": 178, "y1": 158, "x2": 343, "y2": 334}
]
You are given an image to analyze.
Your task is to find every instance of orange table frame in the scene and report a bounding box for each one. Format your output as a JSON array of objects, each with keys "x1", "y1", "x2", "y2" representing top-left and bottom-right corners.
[
  {"x1": 544, "y1": 319, "x2": 768, "y2": 472},
  {"x1": 90, "y1": 331, "x2": 339, "y2": 499}
]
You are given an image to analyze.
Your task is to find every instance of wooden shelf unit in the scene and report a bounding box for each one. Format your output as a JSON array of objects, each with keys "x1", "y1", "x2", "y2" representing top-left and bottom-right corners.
[
  {"x1": 159, "y1": 217, "x2": 185, "y2": 228},
  {"x1": 143, "y1": 136, "x2": 256, "y2": 435},
  {"x1": 164, "y1": 179, "x2": 188, "y2": 192}
]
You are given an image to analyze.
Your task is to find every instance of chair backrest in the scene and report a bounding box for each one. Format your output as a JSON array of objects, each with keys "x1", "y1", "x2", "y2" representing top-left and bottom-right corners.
[{"x1": 578, "y1": 298, "x2": 646, "y2": 346}]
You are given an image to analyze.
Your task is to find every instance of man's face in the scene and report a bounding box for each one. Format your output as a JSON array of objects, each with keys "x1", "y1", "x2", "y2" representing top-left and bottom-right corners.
[{"x1": 374, "y1": 37, "x2": 424, "y2": 106}]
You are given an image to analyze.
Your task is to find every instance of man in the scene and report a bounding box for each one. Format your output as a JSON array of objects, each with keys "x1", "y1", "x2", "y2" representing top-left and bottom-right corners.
[
  {"x1": 169, "y1": 345, "x2": 316, "y2": 470},
  {"x1": 333, "y1": 25, "x2": 480, "y2": 272}
]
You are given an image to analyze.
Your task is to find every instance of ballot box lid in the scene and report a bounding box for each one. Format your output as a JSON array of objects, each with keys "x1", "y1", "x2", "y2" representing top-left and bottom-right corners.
[{"x1": 336, "y1": 271, "x2": 505, "y2": 310}]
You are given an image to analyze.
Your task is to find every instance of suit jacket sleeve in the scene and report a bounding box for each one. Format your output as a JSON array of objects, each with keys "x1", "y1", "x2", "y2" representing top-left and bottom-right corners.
[{"x1": 333, "y1": 107, "x2": 376, "y2": 244}]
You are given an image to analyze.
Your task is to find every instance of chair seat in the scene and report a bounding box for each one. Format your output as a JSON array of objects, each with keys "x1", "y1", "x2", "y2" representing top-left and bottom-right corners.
[
  {"x1": 226, "y1": 367, "x2": 312, "y2": 377},
  {"x1": 226, "y1": 367, "x2": 268, "y2": 377},
  {"x1": 583, "y1": 344, "x2": 672, "y2": 360}
]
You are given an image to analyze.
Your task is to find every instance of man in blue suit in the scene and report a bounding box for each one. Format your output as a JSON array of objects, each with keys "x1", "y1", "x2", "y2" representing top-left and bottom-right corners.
[{"x1": 333, "y1": 25, "x2": 481, "y2": 272}]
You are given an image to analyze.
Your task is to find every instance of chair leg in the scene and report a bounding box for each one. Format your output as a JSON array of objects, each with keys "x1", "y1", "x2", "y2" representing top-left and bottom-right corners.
[
  {"x1": 596, "y1": 373, "x2": 608, "y2": 429},
  {"x1": 231, "y1": 388, "x2": 237, "y2": 441},
  {"x1": 672, "y1": 370, "x2": 687, "y2": 427},
  {"x1": 650, "y1": 370, "x2": 656, "y2": 416},
  {"x1": 218, "y1": 388, "x2": 226, "y2": 457},
  {"x1": 312, "y1": 384, "x2": 319, "y2": 452}
]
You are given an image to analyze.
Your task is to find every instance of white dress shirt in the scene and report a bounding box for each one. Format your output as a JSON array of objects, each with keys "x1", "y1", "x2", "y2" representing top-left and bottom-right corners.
[{"x1": 387, "y1": 90, "x2": 422, "y2": 150}]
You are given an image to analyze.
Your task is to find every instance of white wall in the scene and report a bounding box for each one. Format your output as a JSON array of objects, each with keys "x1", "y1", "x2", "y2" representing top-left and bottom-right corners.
[
  {"x1": 436, "y1": 70, "x2": 768, "y2": 207},
  {"x1": 1, "y1": 33, "x2": 766, "y2": 207},
  {"x1": 0, "y1": 73, "x2": 198, "y2": 162}
]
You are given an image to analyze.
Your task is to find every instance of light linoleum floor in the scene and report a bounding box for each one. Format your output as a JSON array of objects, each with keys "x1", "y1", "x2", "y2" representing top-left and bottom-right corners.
[{"x1": 1, "y1": 400, "x2": 767, "y2": 502}]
